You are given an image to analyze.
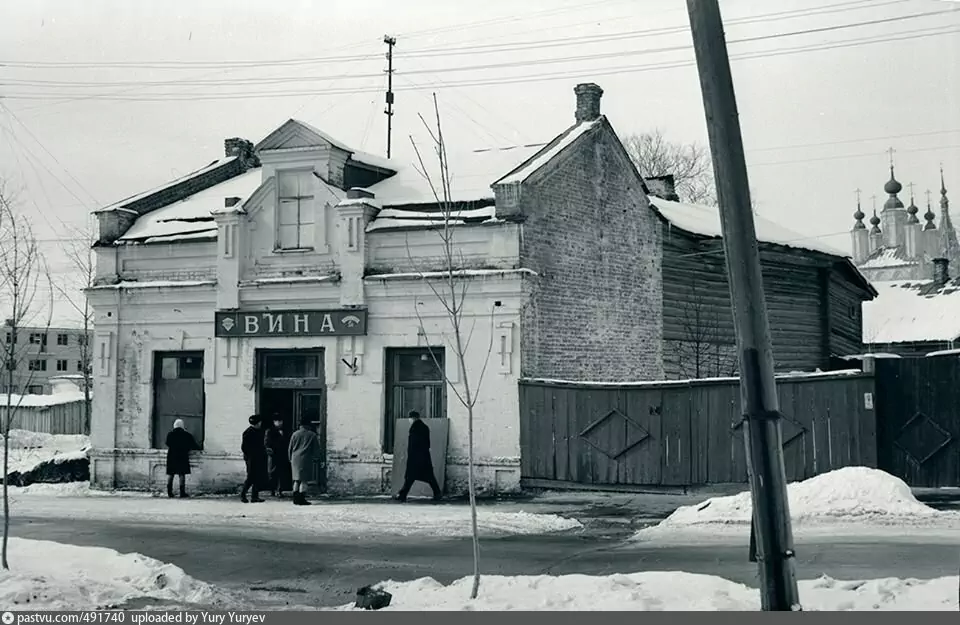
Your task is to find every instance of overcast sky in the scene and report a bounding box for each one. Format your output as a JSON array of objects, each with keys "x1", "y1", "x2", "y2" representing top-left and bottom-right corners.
[{"x1": 1, "y1": 0, "x2": 958, "y2": 326}]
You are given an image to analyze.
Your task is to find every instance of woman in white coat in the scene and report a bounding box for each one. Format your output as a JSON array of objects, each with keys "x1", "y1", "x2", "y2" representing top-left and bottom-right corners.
[{"x1": 287, "y1": 416, "x2": 322, "y2": 506}]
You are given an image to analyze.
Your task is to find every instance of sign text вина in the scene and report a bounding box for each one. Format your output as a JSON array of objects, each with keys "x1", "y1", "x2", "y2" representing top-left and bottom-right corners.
[{"x1": 214, "y1": 309, "x2": 368, "y2": 337}]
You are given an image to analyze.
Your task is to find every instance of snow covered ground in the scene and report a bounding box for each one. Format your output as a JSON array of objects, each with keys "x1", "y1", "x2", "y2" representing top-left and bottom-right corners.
[
  {"x1": 8, "y1": 483, "x2": 583, "y2": 538},
  {"x1": 0, "y1": 538, "x2": 235, "y2": 610},
  {"x1": 634, "y1": 467, "x2": 960, "y2": 543},
  {"x1": 0, "y1": 429, "x2": 89, "y2": 475},
  {"x1": 340, "y1": 571, "x2": 959, "y2": 611}
]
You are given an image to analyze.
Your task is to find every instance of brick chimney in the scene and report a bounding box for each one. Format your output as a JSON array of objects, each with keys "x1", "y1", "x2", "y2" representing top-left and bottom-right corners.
[
  {"x1": 933, "y1": 257, "x2": 950, "y2": 286},
  {"x1": 644, "y1": 175, "x2": 680, "y2": 202},
  {"x1": 224, "y1": 137, "x2": 259, "y2": 169},
  {"x1": 574, "y1": 83, "x2": 603, "y2": 123}
]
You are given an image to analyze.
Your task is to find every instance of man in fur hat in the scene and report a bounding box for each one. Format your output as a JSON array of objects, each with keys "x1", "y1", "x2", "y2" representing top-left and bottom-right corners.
[{"x1": 240, "y1": 414, "x2": 267, "y2": 503}]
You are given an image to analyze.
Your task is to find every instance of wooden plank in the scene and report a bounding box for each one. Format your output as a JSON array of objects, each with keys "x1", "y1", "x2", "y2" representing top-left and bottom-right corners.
[
  {"x1": 660, "y1": 388, "x2": 692, "y2": 486},
  {"x1": 553, "y1": 387, "x2": 569, "y2": 482},
  {"x1": 689, "y1": 384, "x2": 709, "y2": 485},
  {"x1": 621, "y1": 388, "x2": 662, "y2": 485}
]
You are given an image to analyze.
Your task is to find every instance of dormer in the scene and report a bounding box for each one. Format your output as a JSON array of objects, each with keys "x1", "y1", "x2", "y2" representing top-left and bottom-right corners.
[{"x1": 254, "y1": 119, "x2": 396, "y2": 191}]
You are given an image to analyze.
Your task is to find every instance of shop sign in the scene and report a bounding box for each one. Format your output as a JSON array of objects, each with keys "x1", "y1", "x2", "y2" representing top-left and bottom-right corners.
[{"x1": 215, "y1": 309, "x2": 368, "y2": 337}]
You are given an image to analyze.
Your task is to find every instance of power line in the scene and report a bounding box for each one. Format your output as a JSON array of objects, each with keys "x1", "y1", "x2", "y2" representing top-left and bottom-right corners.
[
  {"x1": 0, "y1": 0, "x2": 910, "y2": 70},
  {"x1": 5, "y1": 23, "x2": 955, "y2": 102}
]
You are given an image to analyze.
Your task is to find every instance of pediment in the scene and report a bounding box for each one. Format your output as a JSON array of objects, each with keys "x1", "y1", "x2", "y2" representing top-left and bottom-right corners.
[{"x1": 255, "y1": 119, "x2": 347, "y2": 154}]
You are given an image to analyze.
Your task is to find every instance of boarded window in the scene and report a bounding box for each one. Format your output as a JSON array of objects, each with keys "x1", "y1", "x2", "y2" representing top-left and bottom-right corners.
[
  {"x1": 383, "y1": 347, "x2": 446, "y2": 453},
  {"x1": 152, "y1": 352, "x2": 205, "y2": 449}
]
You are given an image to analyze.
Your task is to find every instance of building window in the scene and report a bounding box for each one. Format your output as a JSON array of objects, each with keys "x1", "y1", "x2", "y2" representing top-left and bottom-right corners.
[
  {"x1": 29, "y1": 333, "x2": 48, "y2": 350},
  {"x1": 77, "y1": 360, "x2": 85, "y2": 372},
  {"x1": 57, "y1": 333, "x2": 69, "y2": 346},
  {"x1": 56, "y1": 359, "x2": 68, "y2": 371},
  {"x1": 77, "y1": 334, "x2": 88, "y2": 346},
  {"x1": 28, "y1": 359, "x2": 47, "y2": 371},
  {"x1": 26, "y1": 385, "x2": 43, "y2": 394},
  {"x1": 152, "y1": 352, "x2": 205, "y2": 449},
  {"x1": 276, "y1": 170, "x2": 314, "y2": 250},
  {"x1": 5, "y1": 333, "x2": 16, "y2": 345},
  {"x1": 383, "y1": 347, "x2": 446, "y2": 453}
]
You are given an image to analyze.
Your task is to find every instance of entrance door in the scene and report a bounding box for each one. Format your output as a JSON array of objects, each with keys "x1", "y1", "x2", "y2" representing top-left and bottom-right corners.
[{"x1": 295, "y1": 391, "x2": 326, "y2": 492}]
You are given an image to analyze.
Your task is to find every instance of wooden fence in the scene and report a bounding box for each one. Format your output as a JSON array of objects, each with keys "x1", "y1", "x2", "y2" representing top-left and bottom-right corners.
[
  {"x1": 875, "y1": 355, "x2": 960, "y2": 488},
  {"x1": 519, "y1": 372, "x2": 877, "y2": 489},
  {"x1": 1, "y1": 400, "x2": 88, "y2": 435}
]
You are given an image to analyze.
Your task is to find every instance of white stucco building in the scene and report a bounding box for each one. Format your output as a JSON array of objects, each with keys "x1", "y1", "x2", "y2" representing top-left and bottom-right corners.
[{"x1": 87, "y1": 83, "x2": 679, "y2": 495}]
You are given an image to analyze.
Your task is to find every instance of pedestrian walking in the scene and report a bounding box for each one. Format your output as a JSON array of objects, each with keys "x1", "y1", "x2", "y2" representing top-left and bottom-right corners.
[
  {"x1": 396, "y1": 411, "x2": 442, "y2": 502},
  {"x1": 265, "y1": 414, "x2": 292, "y2": 498},
  {"x1": 165, "y1": 419, "x2": 200, "y2": 498},
  {"x1": 288, "y1": 416, "x2": 322, "y2": 506},
  {"x1": 240, "y1": 414, "x2": 267, "y2": 503}
]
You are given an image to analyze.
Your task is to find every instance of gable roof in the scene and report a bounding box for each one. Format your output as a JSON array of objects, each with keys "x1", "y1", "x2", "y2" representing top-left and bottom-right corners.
[
  {"x1": 863, "y1": 278, "x2": 960, "y2": 345},
  {"x1": 494, "y1": 118, "x2": 603, "y2": 186},
  {"x1": 255, "y1": 119, "x2": 395, "y2": 172},
  {"x1": 860, "y1": 246, "x2": 920, "y2": 271}
]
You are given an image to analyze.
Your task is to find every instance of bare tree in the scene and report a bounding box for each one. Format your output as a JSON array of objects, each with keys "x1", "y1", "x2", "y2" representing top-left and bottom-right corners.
[
  {"x1": 623, "y1": 129, "x2": 717, "y2": 205},
  {"x1": 0, "y1": 186, "x2": 53, "y2": 569},
  {"x1": 405, "y1": 94, "x2": 496, "y2": 600},
  {"x1": 674, "y1": 279, "x2": 738, "y2": 379},
  {"x1": 54, "y1": 225, "x2": 94, "y2": 431}
]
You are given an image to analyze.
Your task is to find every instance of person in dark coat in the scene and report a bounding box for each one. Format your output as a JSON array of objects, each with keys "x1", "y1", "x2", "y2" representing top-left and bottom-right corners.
[
  {"x1": 165, "y1": 419, "x2": 200, "y2": 498},
  {"x1": 264, "y1": 414, "x2": 292, "y2": 498},
  {"x1": 240, "y1": 414, "x2": 267, "y2": 503},
  {"x1": 287, "y1": 417, "x2": 322, "y2": 506},
  {"x1": 397, "y1": 411, "x2": 442, "y2": 502}
]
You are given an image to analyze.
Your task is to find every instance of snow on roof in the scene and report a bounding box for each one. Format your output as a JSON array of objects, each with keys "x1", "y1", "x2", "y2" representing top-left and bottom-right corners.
[
  {"x1": 368, "y1": 144, "x2": 544, "y2": 206},
  {"x1": 863, "y1": 279, "x2": 960, "y2": 344},
  {"x1": 118, "y1": 169, "x2": 262, "y2": 243},
  {"x1": 860, "y1": 247, "x2": 918, "y2": 270},
  {"x1": 96, "y1": 157, "x2": 238, "y2": 213},
  {"x1": 0, "y1": 391, "x2": 86, "y2": 408},
  {"x1": 495, "y1": 119, "x2": 602, "y2": 186},
  {"x1": 649, "y1": 197, "x2": 849, "y2": 258},
  {"x1": 367, "y1": 206, "x2": 501, "y2": 232}
]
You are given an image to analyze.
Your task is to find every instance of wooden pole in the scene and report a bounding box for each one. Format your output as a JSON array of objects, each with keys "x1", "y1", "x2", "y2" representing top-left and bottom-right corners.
[{"x1": 685, "y1": 0, "x2": 801, "y2": 611}]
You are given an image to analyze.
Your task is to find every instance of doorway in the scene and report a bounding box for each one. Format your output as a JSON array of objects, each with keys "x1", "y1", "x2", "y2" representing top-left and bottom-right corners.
[{"x1": 256, "y1": 349, "x2": 327, "y2": 492}]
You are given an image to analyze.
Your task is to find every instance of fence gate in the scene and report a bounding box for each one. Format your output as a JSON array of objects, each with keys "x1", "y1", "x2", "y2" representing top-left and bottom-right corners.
[{"x1": 875, "y1": 356, "x2": 960, "y2": 487}]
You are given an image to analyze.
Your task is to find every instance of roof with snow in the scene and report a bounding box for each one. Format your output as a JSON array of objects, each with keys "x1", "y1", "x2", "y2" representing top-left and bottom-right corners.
[
  {"x1": 117, "y1": 169, "x2": 262, "y2": 244},
  {"x1": 256, "y1": 119, "x2": 395, "y2": 171},
  {"x1": 649, "y1": 197, "x2": 850, "y2": 258},
  {"x1": 859, "y1": 246, "x2": 920, "y2": 270},
  {"x1": 97, "y1": 157, "x2": 240, "y2": 214},
  {"x1": 863, "y1": 278, "x2": 960, "y2": 345}
]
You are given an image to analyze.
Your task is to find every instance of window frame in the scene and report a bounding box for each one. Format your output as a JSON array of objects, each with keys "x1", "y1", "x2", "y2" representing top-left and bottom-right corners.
[
  {"x1": 56, "y1": 359, "x2": 68, "y2": 372},
  {"x1": 152, "y1": 351, "x2": 206, "y2": 449},
  {"x1": 28, "y1": 359, "x2": 47, "y2": 372},
  {"x1": 382, "y1": 347, "x2": 447, "y2": 454},
  {"x1": 57, "y1": 333, "x2": 69, "y2": 346},
  {"x1": 275, "y1": 168, "x2": 315, "y2": 252}
]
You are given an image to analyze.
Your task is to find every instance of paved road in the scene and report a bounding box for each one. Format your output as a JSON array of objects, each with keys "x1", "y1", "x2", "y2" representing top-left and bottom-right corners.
[{"x1": 11, "y1": 513, "x2": 960, "y2": 609}]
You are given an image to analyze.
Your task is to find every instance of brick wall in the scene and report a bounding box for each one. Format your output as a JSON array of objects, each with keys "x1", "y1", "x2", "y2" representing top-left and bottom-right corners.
[{"x1": 518, "y1": 122, "x2": 663, "y2": 381}]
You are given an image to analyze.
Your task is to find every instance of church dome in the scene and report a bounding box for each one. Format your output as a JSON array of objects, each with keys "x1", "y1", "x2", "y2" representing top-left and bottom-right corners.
[{"x1": 884, "y1": 177, "x2": 902, "y2": 195}]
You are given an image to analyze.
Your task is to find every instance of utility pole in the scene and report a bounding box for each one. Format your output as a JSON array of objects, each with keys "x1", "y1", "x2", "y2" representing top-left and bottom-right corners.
[
  {"x1": 383, "y1": 35, "x2": 397, "y2": 160},
  {"x1": 685, "y1": 0, "x2": 800, "y2": 611}
]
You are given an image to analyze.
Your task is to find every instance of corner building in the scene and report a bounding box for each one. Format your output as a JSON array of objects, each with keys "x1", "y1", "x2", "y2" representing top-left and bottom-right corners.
[{"x1": 87, "y1": 83, "x2": 665, "y2": 495}]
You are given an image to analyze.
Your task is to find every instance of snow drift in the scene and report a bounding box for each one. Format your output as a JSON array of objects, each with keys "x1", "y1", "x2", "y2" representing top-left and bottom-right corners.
[
  {"x1": 0, "y1": 538, "x2": 228, "y2": 610},
  {"x1": 338, "y1": 571, "x2": 959, "y2": 611},
  {"x1": 642, "y1": 467, "x2": 942, "y2": 534},
  {"x1": 1, "y1": 429, "x2": 90, "y2": 486}
]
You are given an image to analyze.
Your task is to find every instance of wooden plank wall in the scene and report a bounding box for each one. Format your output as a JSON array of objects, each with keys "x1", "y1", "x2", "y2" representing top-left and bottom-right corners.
[
  {"x1": 2, "y1": 401, "x2": 87, "y2": 435},
  {"x1": 875, "y1": 356, "x2": 960, "y2": 487},
  {"x1": 519, "y1": 373, "x2": 877, "y2": 488},
  {"x1": 661, "y1": 228, "x2": 872, "y2": 379}
]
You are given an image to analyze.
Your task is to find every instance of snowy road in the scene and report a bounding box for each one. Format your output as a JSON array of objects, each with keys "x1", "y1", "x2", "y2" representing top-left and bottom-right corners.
[{"x1": 10, "y1": 497, "x2": 960, "y2": 609}]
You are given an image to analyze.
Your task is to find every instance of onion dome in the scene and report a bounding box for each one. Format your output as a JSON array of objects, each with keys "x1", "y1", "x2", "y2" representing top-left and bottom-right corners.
[
  {"x1": 869, "y1": 210, "x2": 881, "y2": 234},
  {"x1": 906, "y1": 185, "x2": 920, "y2": 224},
  {"x1": 923, "y1": 192, "x2": 937, "y2": 231},
  {"x1": 853, "y1": 196, "x2": 866, "y2": 230}
]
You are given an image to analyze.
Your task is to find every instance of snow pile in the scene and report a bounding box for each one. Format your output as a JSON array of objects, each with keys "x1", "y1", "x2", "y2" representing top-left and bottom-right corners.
[
  {"x1": 1, "y1": 429, "x2": 90, "y2": 475},
  {"x1": 0, "y1": 391, "x2": 86, "y2": 408},
  {"x1": 338, "y1": 571, "x2": 959, "y2": 611},
  {"x1": 635, "y1": 468, "x2": 952, "y2": 540},
  {"x1": 9, "y1": 481, "x2": 140, "y2": 497},
  {"x1": 0, "y1": 538, "x2": 223, "y2": 610}
]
